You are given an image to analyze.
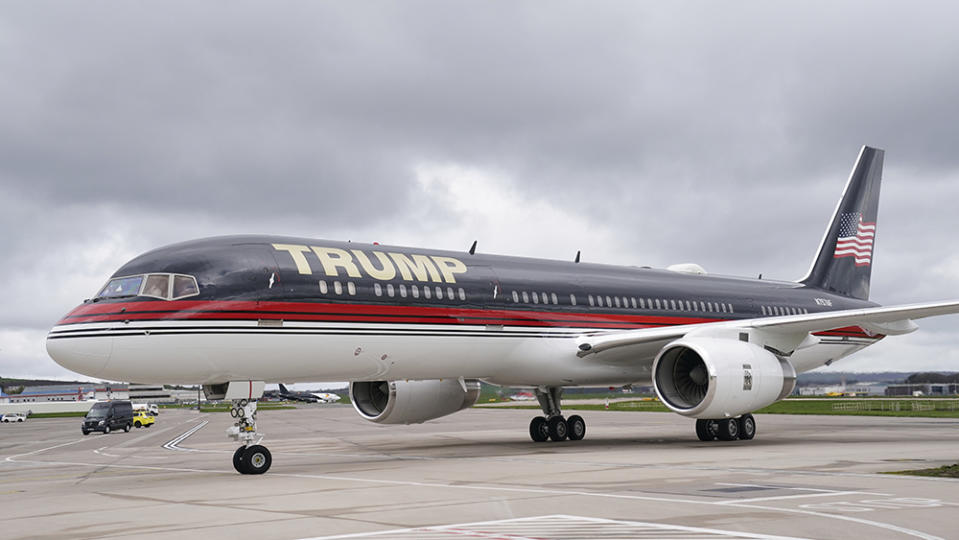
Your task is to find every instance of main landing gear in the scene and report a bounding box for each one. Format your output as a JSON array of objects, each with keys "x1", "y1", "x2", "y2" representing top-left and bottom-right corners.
[
  {"x1": 228, "y1": 398, "x2": 272, "y2": 474},
  {"x1": 695, "y1": 413, "x2": 756, "y2": 442},
  {"x1": 528, "y1": 387, "x2": 586, "y2": 443}
]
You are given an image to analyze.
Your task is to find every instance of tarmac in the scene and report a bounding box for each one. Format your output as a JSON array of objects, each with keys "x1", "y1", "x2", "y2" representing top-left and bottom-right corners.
[{"x1": 1, "y1": 405, "x2": 958, "y2": 540}]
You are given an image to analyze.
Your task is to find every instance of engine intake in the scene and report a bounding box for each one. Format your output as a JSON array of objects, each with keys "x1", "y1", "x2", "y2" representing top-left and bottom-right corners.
[
  {"x1": 652, "y1": 337, "x2": 796, "y2": 419},
  {"x1": 350, "y1": 379, "x2": 481, "y2": 424}
]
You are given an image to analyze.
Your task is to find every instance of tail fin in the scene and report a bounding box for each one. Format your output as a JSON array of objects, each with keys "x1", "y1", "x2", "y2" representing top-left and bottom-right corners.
[
  {"x1": 800, "y1": 146, "x2": 884, "y2": 300},
  {"x1": 279, "y1": 384, "x2": 289, "y2": 393}
]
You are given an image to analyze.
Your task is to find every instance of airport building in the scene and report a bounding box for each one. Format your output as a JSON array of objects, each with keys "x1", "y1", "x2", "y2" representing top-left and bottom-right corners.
[
  {"x1": 128, "y1": 383, "x2": 172, "y2": 403},
  {"x1": 5, "y1": 384, "x2": 129, "y2": 403},
  {"x1": 0, "y1": 383, "x2": 205, "y2": 404},
  {"x1": 128, "y1": 384, "x2": 202, "y2": 403},
  {"x1": 885, "y1": 383, "x2": 959, "y2": 397}
]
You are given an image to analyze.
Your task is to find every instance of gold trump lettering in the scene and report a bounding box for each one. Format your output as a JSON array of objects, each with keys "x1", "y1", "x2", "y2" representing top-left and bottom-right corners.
[
  {"x1": 388, "y1": 252, "x2": 442, "y2": 282},
  {"x1": 351, "y1": 250, "x2": 396, "y2": 280},
  {"x1": 272, "y1": 244, "x2": 468, "y2": 283},
  {"x1": 311, "y1": 247, "x2": 362, "y2": 278}
]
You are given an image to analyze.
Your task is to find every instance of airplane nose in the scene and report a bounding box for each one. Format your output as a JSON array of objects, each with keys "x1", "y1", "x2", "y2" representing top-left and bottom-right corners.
[{"x1": 46, "y1": 330, "x2": 113, "y2": 378}]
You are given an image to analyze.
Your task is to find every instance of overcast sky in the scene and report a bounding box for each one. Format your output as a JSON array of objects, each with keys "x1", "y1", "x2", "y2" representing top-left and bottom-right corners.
[{"x1": 2, "y1": 2, "x2": 958, "y2": 384}]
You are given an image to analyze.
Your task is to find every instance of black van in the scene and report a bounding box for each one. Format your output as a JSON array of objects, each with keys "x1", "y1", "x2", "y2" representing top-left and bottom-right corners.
[{"x1": 82, "y1": 401, "x2": 134, "y2": 435}]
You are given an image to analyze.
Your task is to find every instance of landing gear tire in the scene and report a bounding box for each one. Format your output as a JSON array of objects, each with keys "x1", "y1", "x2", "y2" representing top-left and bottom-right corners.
[
  {"x1": 244, "y1": 445, "x2": 272, "y2": 474},
  {"x1": 529, "y1": 416, "x2": 549, "y2": 442},
  {"x1": 717, "y1": 418, "x2": 739, "y2": 441},
  {"x1": 233, "y1": 446, "x2": 248, "y2": 474},
  {"x1": 738, "y1": 414, "x2": 756, "y2": 440},
  {"x1": 547, "y1": 416, "x2": 568, "y2": 442},
  {"x1": 695, "y1": 419, "x2": 718, "y2": 441},
  {"x1": 567, "y1": 415, "x2": 586, "y2": 441}
]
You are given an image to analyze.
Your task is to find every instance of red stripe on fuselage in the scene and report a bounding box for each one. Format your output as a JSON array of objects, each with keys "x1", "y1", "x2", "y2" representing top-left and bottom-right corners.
[
  {"x1": 59, "y1": 300, "x2": 717, "y2": 327},
  {"x1": 56, "y1": 300, "x2": 882, "y2": 338}
]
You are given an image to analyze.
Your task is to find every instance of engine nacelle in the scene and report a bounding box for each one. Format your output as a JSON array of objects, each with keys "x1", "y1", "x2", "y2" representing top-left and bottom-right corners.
[
  {"x1": 652, "y1": 337, "x2": 796, "y2": 419},
  {"x1": 350, "y1": 379, "x2": 481, "y2": 424}
]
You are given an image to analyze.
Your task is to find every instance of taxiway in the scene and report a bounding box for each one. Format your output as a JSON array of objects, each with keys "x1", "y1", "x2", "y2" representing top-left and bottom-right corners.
[{"x1": 1, "y1": 407, "x2": 957, "y2": 539}]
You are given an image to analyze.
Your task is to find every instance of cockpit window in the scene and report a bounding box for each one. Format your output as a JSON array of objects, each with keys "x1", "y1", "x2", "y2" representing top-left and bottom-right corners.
[
  {"x1": 95, "y1": 273, "x2": 199, "y2": 300},
  {"x1": 172, "y1": 275, "x2": 199, "y2": 299},
  {"x1": 97, "y1": 276, "x2": 144, "y2": 298},
  {"x1": 142, "y1": 274, "x2": 170, "y2": 299}
]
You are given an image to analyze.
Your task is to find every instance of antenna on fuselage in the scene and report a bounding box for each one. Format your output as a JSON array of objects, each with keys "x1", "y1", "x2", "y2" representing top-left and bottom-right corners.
[
  {"x1": 468, "y1": 240, "x2": 477, "y2": 255},
  {"x1": 574, "y1": 250, "x2": 581, "y2": 263}
]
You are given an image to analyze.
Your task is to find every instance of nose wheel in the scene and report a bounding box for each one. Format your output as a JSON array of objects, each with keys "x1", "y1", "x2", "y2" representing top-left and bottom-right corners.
[
  {"x1": 527, "y1": 387, "x2": 587, "y2": 443},
  {"x1": 233, "y1": 444, "x2": 272, "y2": 474}
]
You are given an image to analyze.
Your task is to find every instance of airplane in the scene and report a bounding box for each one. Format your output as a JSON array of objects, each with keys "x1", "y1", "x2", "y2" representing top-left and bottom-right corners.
[
  {"x1": 46, "y1": 146, "x2": 959, "y2": 475},
  {"x1": 310, "y1": 391, "x2": 342, "y2": 403},
  {"x1": 274, "y1": 383, "x2": 319, "y2": 403},
  {"x1": 269, "y1": 383, "x2": 341, "y2": 403}
]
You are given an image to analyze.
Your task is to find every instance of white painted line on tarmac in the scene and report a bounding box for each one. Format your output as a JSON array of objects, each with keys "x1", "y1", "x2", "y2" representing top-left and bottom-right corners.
[
  {"x1": 727, "y1": 502, "x2": 944, "y2": 540},
  {"x1": 6, "y1": 423, "x2": 948, "y2": 540},
  {"x1": 161, "y1": 420, "x2": 208, "y2": 451},
  {"x1": 269, "y1": 470, "x2": 943, "y2": 540},
  {"x1": 92, "y1": 446, "x2": 121, "y2": 458},
  {"x1": 4, "y1": 454, "x2": 944, "y2": 540},
  {"x1": 4, "y1": 437, "x2": 87, "y2": 462},
  {"x1": 299, "y1": 514, "x2": 811, "y2": 540}
]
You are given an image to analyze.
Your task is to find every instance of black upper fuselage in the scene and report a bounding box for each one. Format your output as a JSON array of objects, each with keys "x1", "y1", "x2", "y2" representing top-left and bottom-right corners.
[{"x1": 70, "y1": 235, "x2": 876, "y2": 331}]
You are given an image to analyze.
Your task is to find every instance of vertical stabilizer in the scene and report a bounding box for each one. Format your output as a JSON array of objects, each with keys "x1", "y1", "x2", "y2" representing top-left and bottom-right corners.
[{"x1": 800, "y1": 146, "x2": 884, "y2": 300}]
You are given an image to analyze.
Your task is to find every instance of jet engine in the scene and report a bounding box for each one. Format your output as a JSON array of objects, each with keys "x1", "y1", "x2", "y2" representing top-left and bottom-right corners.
[
  {"x1": 652, "y1": 337, "x2": 796, "y2": 419},
  {"x1": 349, "y1": 379, "x2": 481, "y2": 424}
]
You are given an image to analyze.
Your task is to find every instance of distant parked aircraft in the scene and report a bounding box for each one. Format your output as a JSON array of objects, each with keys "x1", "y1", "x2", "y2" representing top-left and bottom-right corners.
[
  {"x1": 274, "y1": 384, "x2": 319, "y2": 403},
  {"x1": 310, "y1": 391, "x2": 341, "y2": 403}
]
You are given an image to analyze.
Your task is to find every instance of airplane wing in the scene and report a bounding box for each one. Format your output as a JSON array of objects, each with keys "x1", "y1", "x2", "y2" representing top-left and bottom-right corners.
[{"x1": 576, "y1": 299, "x2": 959, "y2": 358}]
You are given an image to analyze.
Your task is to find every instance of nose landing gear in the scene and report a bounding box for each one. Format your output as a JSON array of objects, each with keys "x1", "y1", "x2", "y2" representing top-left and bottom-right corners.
[
  {"x1": 228, "y1": 398, "x2": 272, "y2": 474},
  {"x1": 208, "y1": 381, "x2": 271, "y2": 475}
]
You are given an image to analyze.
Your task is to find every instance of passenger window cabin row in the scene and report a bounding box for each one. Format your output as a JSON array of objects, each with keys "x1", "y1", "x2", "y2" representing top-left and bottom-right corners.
[
  {"x1": 509, "y1": 290, "x2": 736, "y2": 314},
  {"x1": 313, "y1": 280, "x2": 808, "y2": 318},
  {"x1": 318, "y1": 280, "x2": 468, "y2": 301},
  {"x1": 761, "y1": 305, "x2": 808, "y2": 316}
]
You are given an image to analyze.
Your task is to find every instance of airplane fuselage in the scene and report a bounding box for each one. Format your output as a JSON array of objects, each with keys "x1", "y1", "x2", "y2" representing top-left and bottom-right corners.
[{"x1": 47, "y1": 235, "x2": 880, "y2": 387}]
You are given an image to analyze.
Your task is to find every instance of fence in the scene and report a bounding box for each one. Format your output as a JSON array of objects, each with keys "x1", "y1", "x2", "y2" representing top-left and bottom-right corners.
[{"x1": 831, "y1": 400, "x2": 959, "y2": 412}]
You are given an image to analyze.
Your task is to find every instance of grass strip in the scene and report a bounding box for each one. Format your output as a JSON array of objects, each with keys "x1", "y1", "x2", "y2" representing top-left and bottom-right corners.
[
  {"x1": 884, "y1": 464, "x2": 959, "y2": 478},
  {"x1": 476, "y1": 399, "x2": 959, "y2": 417}
]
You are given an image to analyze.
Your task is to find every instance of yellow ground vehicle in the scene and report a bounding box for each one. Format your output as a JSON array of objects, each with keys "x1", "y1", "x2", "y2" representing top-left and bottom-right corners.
[{"x1": 132, "y1": 411, "x2": 155, "y2": 428}]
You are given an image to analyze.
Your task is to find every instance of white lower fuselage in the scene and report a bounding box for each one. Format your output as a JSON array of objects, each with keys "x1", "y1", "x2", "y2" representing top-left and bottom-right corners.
[{"x1": 47, "y1": 318, "x2": 878, "y2": 387}]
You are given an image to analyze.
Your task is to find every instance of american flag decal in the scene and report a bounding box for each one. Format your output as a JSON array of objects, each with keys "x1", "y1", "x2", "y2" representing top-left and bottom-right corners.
[{"x1": 833, "y1": 212, "x2": 875, "y2": 266}]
